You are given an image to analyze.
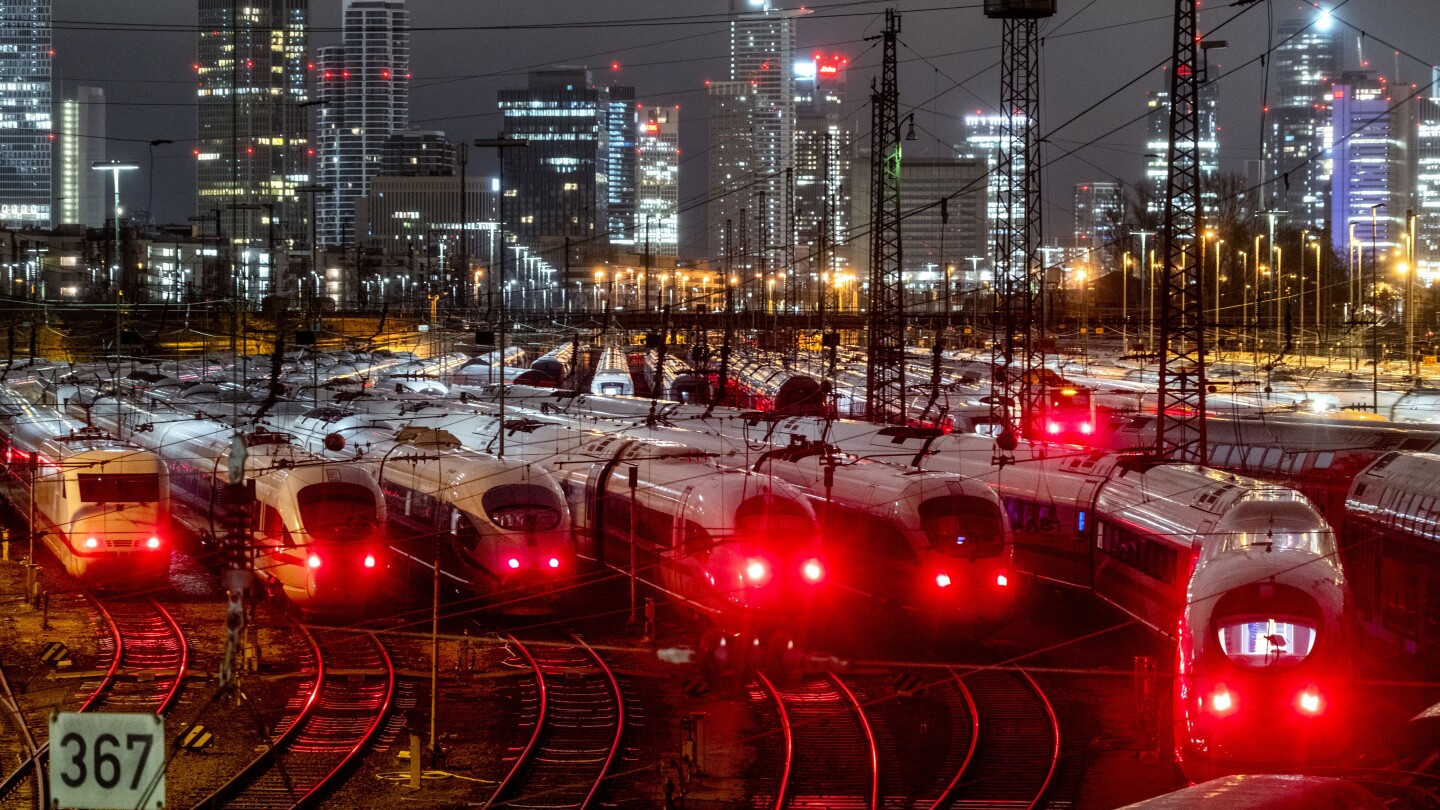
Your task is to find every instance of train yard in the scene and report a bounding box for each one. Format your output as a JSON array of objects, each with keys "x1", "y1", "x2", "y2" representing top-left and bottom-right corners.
[{"x1": 1, "y1": 331, "x2": 1439, "y2": 808}]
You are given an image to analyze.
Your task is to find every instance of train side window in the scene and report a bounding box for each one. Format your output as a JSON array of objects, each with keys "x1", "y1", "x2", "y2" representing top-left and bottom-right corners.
[
  {"x1": 1315, "y1": 452, "x2": 1335, "y2": 470},
  {"x1": 683, "y1": 522, "x2": 714, "y2": 556},
  {"x1": 260, "y1": 506, "x2": 295, "y2": 548},
  {"x1": 1263, "y1": 448, "x2": 1282, "y2": 469},
  {"x1": 1213, "y1": 445, "x2": 1233, "y2": 466}
]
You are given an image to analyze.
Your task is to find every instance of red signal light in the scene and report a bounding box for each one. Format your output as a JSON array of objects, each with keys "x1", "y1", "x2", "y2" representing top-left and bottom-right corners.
[
  {"x1": 507, "y1": 557, "x2": 521, "y2": 570},
  {"x1": 1211, "y1": 684, "x2": 1234, "y2": 713},
  {"x1": 1298, "y1": 687, "x2": 1323, "y2": 716},
  {"x1": 935, "y1": 572, "x2": 952, "y2": 588},
  {"x1": 995, "y1": 572, "x2": 1008, "y2": 587},
  {"x1": 364, "y1": 553, "x2": 376, "y2": 568},
  {"x1": 744, "y1": 558, "x2": 771, "y2": 585},
  {"x1": 548, "y1": 556, "x2": 561, "y2": 569},
  {"x1": 801, "y1": 557, "x2": 825, "y2": 583},
  {"x1": 308, "y1": 553, "x2": 322, "y2": 569}
]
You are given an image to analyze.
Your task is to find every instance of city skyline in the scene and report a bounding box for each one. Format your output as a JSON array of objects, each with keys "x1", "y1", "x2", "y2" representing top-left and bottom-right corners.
[{"x1": 36, "y1": 0, "x2": 1440, "y2": 261}]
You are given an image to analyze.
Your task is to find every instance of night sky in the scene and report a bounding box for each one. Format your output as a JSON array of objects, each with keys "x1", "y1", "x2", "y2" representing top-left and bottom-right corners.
[{"x1": 54, "y1": 0, "x2": 1440, "y2": 256}]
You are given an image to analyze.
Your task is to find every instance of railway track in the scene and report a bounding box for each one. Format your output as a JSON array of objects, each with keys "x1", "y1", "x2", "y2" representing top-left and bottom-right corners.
[
  {"x1": 0, "y1": 596, "x2": 187, "y2": 809},
  {"x1": 192, "y1": 626, "x2": 394, "y2": 810},
  {"x1": 947, "y1": 667, "x2": 1060, "y2": 810},
  {"x1": 754, "y1": 671, "x2": 878, "y2": 810},
  {"x1": 0, "y1": 663, "x2": 46, "y2": 810},
  {"x1": 483, "y1": 633, "x2": 624, "y2": 810}
]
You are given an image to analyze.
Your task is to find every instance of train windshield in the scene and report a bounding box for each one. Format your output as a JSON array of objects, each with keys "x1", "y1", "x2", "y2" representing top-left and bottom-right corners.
[
  {"x1": 1213, "y1": 529, "x2": 1339, "y2": 559},
  {"x1": 1217, "y1": 618, "x2": 1317, "y2": 668},
  {"x1": 298, "y1": 483, "x2": 379, "y2": 539},
  {"x1": 78, "y1": 473, "x2": 160, "y2": 503},
  {"x1": 735, "y1": 497, "x2": 817, "y2": 553},
  {"x1": 482, "y1": 484, "x2": 564, "y2": 532},
  {"x1": 921, "y1": 496, "x2": 1006, "y2": 559}
]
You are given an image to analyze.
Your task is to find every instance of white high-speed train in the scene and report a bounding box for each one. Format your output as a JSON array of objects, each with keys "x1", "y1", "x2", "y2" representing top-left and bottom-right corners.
[
  {"x1": 467, "y1": 393, "x2": 1016, "y2": 629},
  {"x1": 55, "y1": 385, "x2": 389, "y2": 614},
  {"x1": 267, "y1": 407, "x2": 575, "y2": 613},
  {"x1": 492, "y1": 391, "x2": 1354, "y2": 774},
  {"x1": 299, "y1": 396, "x2": 829, "y2": 641},
  {"x1": 0, "y1": 390, "x2": 170, "y2": 588}
]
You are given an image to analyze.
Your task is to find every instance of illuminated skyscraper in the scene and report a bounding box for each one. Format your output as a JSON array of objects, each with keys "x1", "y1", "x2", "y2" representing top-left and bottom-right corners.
[
  {"x1": 315, "y1": 0, "x2": 410, "y2": 247},
  {"x1": 723, "y1": 0, "x2": 803, "y2": 271},
  {"x1": 1262, "y1": 8, "x2": 1342, "y2": 228},
  {"x1": 1414, "y1": 69, "x2": 1440, "y2": 278},
  {"x1": 1331, "y1": 72, "x2": 1406, "y2": 261},
  {"x1": 499, "y1": 67, "x2": 609, "y2": 266},
  {"x1": 196, "y1": 0, "x2": 309, "y2": 283},
  {"x1": 54, "y1": 86, "x2": 106, "y2": 227},
  {"x1": 963, "y1": 112, "x2": 1025, "y2": 263},
  {"x1": 1144, "y1": 83, "x2": 1219, "y2": 222},
  {"x1": 1074, "y1": 181, "x2": 1123, "y2": 260},
  {"x1": 0, "y1": 0, "x2": 52, "y2": 228},
  {"x1": 794, "y1": 53, "x2": 850, "y2": 278},
  {"x1": 606, "y1": 86, "x2": 637, "y2": 248},
  {"x1": 637, "y1": 105, "x2": 679, "y2": 258},
  {"x1": 708, "y1": 80, "x2": 756, "y2": 264}
]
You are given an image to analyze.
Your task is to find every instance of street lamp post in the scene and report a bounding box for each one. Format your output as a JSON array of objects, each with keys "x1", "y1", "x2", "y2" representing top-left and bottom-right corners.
[
  {"x1": 474, "y1": 136, "x2": 531, "y2": 461},
  {"x1": 1407, "y1": 209, "x2": 1418, "y2": 377},
  {"x1": 297, "y1": 185, "x2": 332, "y2": 314},
  {"x1": 92, "y1": 161, "x2": 140, "y2": 293},
  {"x1": 1372, "y1": 202, "x2": 1385, "y2": 412},
  {"x1": 1132, "y1": 230, "x2": 1154, "y2": 353}
]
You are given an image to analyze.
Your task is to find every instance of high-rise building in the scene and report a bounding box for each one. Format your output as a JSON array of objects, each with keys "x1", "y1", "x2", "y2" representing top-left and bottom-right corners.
[
  {"x1": 1331, "y1": 72, "x2": 1407, "y2": 262},
  {"x1": 196, "y1": 0, "x2": 309, "y2": 296},
  {"x1": 637, "y1": 105, "x2": 679, "y2": 258},
  {"x1": 1074, "y1": 181, "x2": 1123, "y2": 259},
  {"x1": 1413, "y1": 69, "x2": 1440, "y2": 280},
  {"x1": 499, "y1": 67, "x2": 610, "y2": 269},
  {"x1": 54, "y1": 86, "x2": 106, "y2": 227},
  {"x1": 708, "y1": 80, "x2": 756, "y2": 265},
  {"x1": 0, "y1": 0, "x2": 52, "y2": 228},
  {"x1": 1262, "y1": 8, "x2": 1342, "y2": 229},
  {"x1": 794, "y1": 53, "x2": 851, "y2": 280},
  {"x1": 380, "y1": 130, "x2": 453, "y2": 176},
  {"x1": 1144, "y1": 82, "x2": 1220, "y2": 221},
  {"x1": 724, "y1": 0, "x2": 803, "y2": 272},
  {"x1": 606, "y1": 86, "x2": 636, "y2": 248},
  {"x1": 314, "y1": 0, "x2": 410, "y2": 247},
  {"x1": 848, "y1": 154, "x2": 987, "y2": 277},
  {"x1": 963, "y1": 112, "x2": 1025, "y2": 263}
]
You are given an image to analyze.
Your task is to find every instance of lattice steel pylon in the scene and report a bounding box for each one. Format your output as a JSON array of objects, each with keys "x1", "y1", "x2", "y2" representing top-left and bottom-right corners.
[
  {"x1": 986, "y1": 0, "x2": 1052, "y2": 450},
  {"x1": 1156, "y1": 0, "x2": 1207, "y2": 463},
  {"x1": 865, "y1": 8, "x2": 905, "y2": 424}
]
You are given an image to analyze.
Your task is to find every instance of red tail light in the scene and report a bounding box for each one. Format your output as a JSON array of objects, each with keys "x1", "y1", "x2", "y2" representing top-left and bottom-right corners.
[
  {"x1": 744, "y1": 558, "x2": 771, "y2": 585},
  {"x1": 363, "y1": 553, "x2": 376, "y2": 568},
  {"x1": 307, "y1": 553, "x2": 322, "y2": 569},
  {"x1": 1045, "y1": 421, "x2": 1061, "y2": 434},
  {"x1": 1079, "y1": 422, "x2": 1094, "y2": 435},
  {"x1": 1211, "y1": 684, "x2": 1234, "y2": 714},
  {"x1": 935, "y1": 572, "x2": 952, "y2": 588},
  {"x1": 1298, "y1": 687, "x2": 1323, "y2": 716},
  {"x1": 146, "y1": 536, "x2": 161, "y2": 550},
  {"x1": 507, "y1": 557, "x2": 521, "y2": 570},
  {"x1": 85, "y1": 537, "x2": 99, "y2": 549},
  {"x1": 547, "y1": 556, "x2": 561, "y2": 569},
  {"x1": 800, "y1": 557, "x2": 825, "y2": 584},
  {"x1": 996, "y1": 572, "x2": 1009, "y2": 587}
]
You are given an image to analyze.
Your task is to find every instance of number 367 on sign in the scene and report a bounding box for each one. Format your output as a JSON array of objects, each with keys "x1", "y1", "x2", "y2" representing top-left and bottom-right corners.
[{"x1": 49, "y1": 713, "x2": 165, "y2": 810}]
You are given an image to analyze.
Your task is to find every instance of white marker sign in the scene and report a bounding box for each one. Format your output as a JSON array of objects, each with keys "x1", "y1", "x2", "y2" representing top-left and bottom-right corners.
[{"x1": 49, "y1": 713, "x2": 165, "y2": 810}]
